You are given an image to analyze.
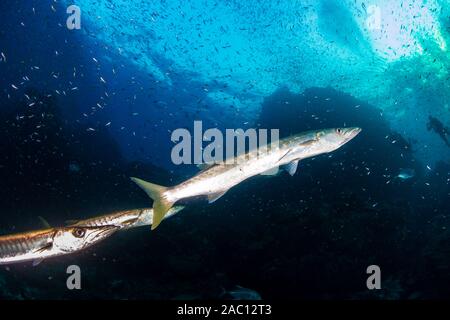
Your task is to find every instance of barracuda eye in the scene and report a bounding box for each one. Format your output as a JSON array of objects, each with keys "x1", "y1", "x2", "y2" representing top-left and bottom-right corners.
[
  {"x1": 72, "y1": 228, "x2": 86, "y2": 238},
  {"x1": 336, "y1": 128, "x2": 343, "y2": 135}
]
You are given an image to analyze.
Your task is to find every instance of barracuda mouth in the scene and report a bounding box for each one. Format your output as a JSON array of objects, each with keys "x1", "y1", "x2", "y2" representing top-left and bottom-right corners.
[
  {"x1": 84, "y1": 225, "x2": 119, "y2": 246},
  {"x1": 343, "y1": 127, "x2": 362, "y2": 143}
]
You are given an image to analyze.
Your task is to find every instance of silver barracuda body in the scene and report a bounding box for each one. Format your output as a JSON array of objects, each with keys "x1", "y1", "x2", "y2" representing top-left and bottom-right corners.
[{"x1": 131, "y1": 127, "x2": 362, "y2": 229}]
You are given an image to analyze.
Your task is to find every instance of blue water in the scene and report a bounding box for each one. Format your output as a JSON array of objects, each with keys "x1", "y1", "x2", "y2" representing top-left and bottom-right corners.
[{"x1": 0, "y1": 0, "x2": 449, "y2": 299}]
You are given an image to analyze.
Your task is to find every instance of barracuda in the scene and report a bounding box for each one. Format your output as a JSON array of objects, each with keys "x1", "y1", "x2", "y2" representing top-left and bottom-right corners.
[
  {"x1": 68, "y1": 206, "x2": 184, "y2": 229},
  {"x1": 0, "y1": 225, "x2": 118, "y2": 266},
  {"x1": 0, "y1": 206, "x2": 183, "y2": 266},
  {"x1": 131, "y1": 127, "x2": 362, "y2": 230}
]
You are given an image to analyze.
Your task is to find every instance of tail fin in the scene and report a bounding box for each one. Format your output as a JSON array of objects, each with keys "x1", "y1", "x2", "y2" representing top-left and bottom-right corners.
[{"x1": 130, "y1": 177, "x2": 174, "y2": 230}]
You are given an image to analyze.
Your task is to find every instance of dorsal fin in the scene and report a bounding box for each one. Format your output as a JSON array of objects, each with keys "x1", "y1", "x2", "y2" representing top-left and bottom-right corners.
[
  {"x1": 38, "y1": 216, "x2": 51, "y2": 228},
  {"x1": 65, "y1": 219, "x2": 79, "y2": 226}
]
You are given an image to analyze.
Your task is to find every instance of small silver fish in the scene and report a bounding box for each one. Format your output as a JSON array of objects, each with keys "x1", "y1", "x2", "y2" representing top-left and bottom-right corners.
[
  {"x1": 396, "y1": 168, "x2": 415, "y2": 180},
  {"x1": 224, "y1": 286, "x2": 262, "y2": 300}
]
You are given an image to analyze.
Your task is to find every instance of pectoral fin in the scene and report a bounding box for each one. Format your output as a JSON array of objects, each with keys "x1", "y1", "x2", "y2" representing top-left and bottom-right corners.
[
  {"x1": 277, "y1": 149, "x2": 292, "y2": 163},
  {"x1": 34, "y1": 243, "x2": 53, "y2": 254},
  {"x1": 207, "y1": 191, "x2": 228, "y2": 203},
  {"x1": 32, "y1": 242, "x2": 53, "y2": 266},
  {"x1": 283, "y1": 160, "x2": 299, "y2": 176}
]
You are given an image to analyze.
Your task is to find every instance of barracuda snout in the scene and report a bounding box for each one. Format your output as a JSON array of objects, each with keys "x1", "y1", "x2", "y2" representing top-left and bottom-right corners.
[{"x1": 54, "y1": 225, "x2": 119, "y2": 253}]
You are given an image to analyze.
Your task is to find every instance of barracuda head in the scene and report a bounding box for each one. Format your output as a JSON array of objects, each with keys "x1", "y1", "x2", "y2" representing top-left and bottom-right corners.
[
  {"x1": 315, "y1": 127, "x2": 362, "y2": 152},
  {"x1": 53, "y1": 226, "x2": 119, "y2": 253},
  {"x1": 279, "y1": 127, "x2": 362, "y2": 166}
]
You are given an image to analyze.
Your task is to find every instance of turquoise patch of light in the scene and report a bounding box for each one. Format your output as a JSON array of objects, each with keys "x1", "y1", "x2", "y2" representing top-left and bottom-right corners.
[{"x1": 351, "y1": 0, "x2": 447, "y2": 61}]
